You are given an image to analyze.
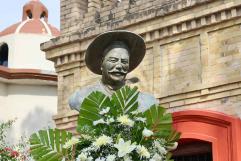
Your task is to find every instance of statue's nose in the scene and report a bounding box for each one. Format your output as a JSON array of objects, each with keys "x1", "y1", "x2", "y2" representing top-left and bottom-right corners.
[{"x1": 115, "y1": 63, "x2": 122, "y2": 70}]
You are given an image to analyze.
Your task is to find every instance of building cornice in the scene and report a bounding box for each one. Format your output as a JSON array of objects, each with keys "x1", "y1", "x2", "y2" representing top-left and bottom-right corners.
[
  {"x1": 41, "y1": 0, "x2": 241, "y2": 52},
  {"x1": 0, "y1": 66, "x2": 57, "y2": 82}
]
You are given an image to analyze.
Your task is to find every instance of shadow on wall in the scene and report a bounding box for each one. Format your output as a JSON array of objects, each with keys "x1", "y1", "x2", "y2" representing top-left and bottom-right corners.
[{"x1": 20, "y1": 106, "x2": 56, "y2": 137}]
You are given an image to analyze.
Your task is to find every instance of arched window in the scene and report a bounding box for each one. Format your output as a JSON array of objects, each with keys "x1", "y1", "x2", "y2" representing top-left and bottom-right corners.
[
  {"x1": 40, "y1": 11, "x2": 46, "y2": 19},
  {"x1": 0, "y1": 43, "x2": 9, "y2": 67},
  {"x1": 172, "y1": 139, "x2": 213, "y2": 161},
  {"x1": 26, "y1": 10, "x2": 33, "y2": 19}
]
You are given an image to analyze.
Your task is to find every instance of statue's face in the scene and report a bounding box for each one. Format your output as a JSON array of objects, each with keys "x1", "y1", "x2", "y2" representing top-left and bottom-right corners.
[{"x1": 101, "y1": 47, "x2": 129, "y2": 85}]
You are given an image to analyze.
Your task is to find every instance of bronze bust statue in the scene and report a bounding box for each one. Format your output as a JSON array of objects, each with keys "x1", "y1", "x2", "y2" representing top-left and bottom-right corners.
[{"x1": 69, "y1": 30, "x2": 158, "y2": 112}]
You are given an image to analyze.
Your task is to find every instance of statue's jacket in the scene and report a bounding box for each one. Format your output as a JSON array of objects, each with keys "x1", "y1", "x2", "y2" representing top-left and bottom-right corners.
[{"x1": 69, "y1": 81, "x2": 158, "y2": 112}]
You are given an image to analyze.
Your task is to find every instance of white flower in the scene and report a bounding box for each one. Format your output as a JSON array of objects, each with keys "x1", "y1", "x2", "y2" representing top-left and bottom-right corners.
[
  {"x1": 76, "y1": 153, "x2": 87, "y2": 161},
  {"x1": 158, "y1": 146, "x2": 167, "y2": 154},
  {"x1": 106, "y1": 155, "x2": 116, "y2": 161},
  {"x1": 136, "y1": 145, "x2": 150, "y2": 158},
  {"x1": 76, "y1": 153, "x2": 93, "y2": 161},
  {"x1": 123, "y1": 155, "x2": 132, "y2": 161},
  {"x1": 93, "y1": 118, "x2": 106, "y2": 126},
  {"x1": 135, "y1": 117, "x2": 146, "y2": 123},
  {"x1": 167, "y1": 142, "x2": 178, "y2": 150},
  {"x1": 130, "y1": 110, "x2": 141, "y2": 115},
  {"x1": 117, "y1": 115, "x2": 134, "y2": 127},
  {"x1": 114, "y1": 138, "x2": 136, "y2": 157},
  {"x1": 154, "y1": 141, "x2": 167, "y2": 155},
  {"x1": 106, "y1": 117, "x2": 115, "y2": 124},
  {"x1": 95, "y1": 157, "x2": 105, "y2": 161},
  {"x1": 99, "y1": 107, "x2": 110, "y2": 115},
  {"x1": 150, "y1": 153, "x2": 163, "y2": 161},
  {"x1": 93, "y1": 135, "x2": 113, "y2": 148},
  {"x1": 63, "y1": 137, "x2": 79, "y2": 149},
  {"x1": 82, "y1": 146, "x2": 96, "y2": 153},
  {"x1": 142, "y1": 128, "x2": 153, "y2": 137},
  {"x1": 81, "y1": 134, "x2": 92, "y2": 140}
]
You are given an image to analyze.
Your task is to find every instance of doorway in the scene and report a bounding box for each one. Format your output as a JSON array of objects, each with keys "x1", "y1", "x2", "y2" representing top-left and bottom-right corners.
[
  {"x1": 172, "y1": 139, "x2": 212, "y2": 161},
  {"x1": 172, "y1": 110, "x2": 241, "y2": 161}
]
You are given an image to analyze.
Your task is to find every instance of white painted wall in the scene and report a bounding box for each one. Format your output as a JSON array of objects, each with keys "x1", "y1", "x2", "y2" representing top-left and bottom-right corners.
[
  {"x1": 0, "y1": 82, "x2": 7, "y2": 108},
  {"x1": 0, "y1": 33, "x2": 55, "y2": 71},
  {"x1": 0, "y1": 82, "x2": 57, "y2": 143}
]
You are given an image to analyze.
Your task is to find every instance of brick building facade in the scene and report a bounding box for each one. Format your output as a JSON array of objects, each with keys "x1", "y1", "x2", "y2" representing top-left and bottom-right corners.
[{"x1": 41, "y1": 0, "x2": 241, "y2": 160}]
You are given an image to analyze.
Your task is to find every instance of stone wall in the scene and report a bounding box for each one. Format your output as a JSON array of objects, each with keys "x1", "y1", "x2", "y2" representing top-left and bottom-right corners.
[
  {"x1": 60, "y1": 0, "x2": 88, "y2": 34},
  {"x1": 41, "y1": 0, "x2": 241, "y2": 132}
]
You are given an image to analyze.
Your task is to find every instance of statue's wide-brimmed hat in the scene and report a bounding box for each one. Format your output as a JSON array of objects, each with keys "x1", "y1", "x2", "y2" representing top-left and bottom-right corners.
[{"x1": 85, "y1": 30, "x2": 146, "y2": 75}]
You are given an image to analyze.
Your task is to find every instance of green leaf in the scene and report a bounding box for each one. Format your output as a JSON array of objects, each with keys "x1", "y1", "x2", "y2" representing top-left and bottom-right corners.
[
  {"x1": 167, "y1": 130, "x2": 181, "y2": 143},
  {"x1": 144, "y1": 105, "x2": 173, "y2": 137},
  {"x1": 111, "y1": 86, "x2": 139, "y2": 115},
  {"x1": 166, "y1": 152, "x2": 174, "y2": 161},
  {"x1": 77, "y1": 86, "x2": 139, "y2": 134},
  {"x1": 77, "y1": 91, "x2": 112, "y2": 130},
  {"x1": 29, "y1": 129, "x2": 72, "y2": 161},
  {"x1": 55, "y1": 129, "x2": 60, "y2": 152}
]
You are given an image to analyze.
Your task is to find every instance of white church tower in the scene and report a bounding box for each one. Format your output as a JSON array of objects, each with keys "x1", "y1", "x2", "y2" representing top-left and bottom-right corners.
[
  {"x1": 0, "y1": 0, "x2": 59, "y2": 143},
  {"x1": 0, "y1": 0, "x2": 59, "y2": 70}
]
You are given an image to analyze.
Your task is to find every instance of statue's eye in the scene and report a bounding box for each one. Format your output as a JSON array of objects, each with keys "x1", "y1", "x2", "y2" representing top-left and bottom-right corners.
[
  {"x1": 108, "y1": 58, "x2": 118, "y2": 63},
  {"x1": 122, "y1": 60, "x2": 128, "y2": 64}
]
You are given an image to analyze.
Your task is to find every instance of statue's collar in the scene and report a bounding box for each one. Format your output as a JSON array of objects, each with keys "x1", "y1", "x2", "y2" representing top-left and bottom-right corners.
[{"x1": 98, "y1": 80, "x2": 115, "y2": 96}]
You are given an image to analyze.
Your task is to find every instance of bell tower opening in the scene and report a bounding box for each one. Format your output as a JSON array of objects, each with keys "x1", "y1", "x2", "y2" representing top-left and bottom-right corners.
[
  {"x1": 0, "y1": 43, "x2": 9, "y2": 67},
  {"x1": 40, "y1": 11, "x2": 47, "y2": 19},
  {"x1": 26, "y1": 10, "x2": 33, "y2": 19},
  {"x1": 22, "y1": 0, "x2": 49, "y2": 22}
]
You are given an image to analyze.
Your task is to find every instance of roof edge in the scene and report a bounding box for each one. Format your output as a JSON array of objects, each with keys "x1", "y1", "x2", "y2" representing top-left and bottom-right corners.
[{"x1": 0, "y1": 66, "x2": 57, "y2": 81}]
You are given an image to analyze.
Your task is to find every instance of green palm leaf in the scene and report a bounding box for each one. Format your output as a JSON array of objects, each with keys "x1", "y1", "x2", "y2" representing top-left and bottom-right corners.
[
  {"x1": 77, "y1": 91, "x2": 112, "y2": 129},
  {"x1": 144, "y1": 104, "x2": 173, "y2": 137},
  {"x1": 111, "y1": 86, "x2": 139, "y2": 115},
  {"x1": 29, "y1": 129, "x2": 72, "y2": 161},
  {"x1": 77, "y1": 86, "x2": 139, "y2": 132},
  {"x1": 167, "y1": 130, "x2": 181, "y2": 143}
]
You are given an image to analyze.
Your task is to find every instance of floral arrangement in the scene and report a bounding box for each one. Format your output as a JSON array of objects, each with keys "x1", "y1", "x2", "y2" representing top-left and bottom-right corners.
[
  {"x1": 0, "y1": 120, "x2": 31, "y2": 161},
  {"x1": 0, "y1": 147, "x2": 20, "y2": 161},
  {"x1": 29, "y1": 86, "x2": 180, "y2": 161}
]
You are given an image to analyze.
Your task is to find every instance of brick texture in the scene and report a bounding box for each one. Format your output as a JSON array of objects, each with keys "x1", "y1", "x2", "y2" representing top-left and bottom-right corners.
[{"x1": 42, "y1": 0, "x2": 241, "y2": 129}]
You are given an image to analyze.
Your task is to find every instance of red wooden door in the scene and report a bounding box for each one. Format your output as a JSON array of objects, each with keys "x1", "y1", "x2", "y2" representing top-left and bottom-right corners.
[{"x1": 172, "y1": 110, "x2": 241, "y2": 161}]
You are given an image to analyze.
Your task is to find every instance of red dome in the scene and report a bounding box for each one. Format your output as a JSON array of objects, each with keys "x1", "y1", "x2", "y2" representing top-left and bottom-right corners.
[{"x1": 0, "y1": 0, "x2": 60, "y2": 37}]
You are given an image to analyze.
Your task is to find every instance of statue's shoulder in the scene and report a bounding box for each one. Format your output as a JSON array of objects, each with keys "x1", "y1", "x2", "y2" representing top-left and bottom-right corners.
[
  {"x1": 75, "y1": 83, "x2": 102, "y2": 95},
  {"x1": 138, "y1": 92, "x2": 159, "y2": 112},
  {"x1": 68, "y1": 82, "x2": 103, "y2": 111}
]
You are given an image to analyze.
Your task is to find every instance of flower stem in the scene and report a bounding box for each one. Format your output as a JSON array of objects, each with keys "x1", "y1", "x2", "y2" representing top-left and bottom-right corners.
[
  {"x1": 139, "y1": 137, "x2": 144, "y2": 144},
  {"x1": 71, "y1": 145, "x2": 76, "y2": 161}
]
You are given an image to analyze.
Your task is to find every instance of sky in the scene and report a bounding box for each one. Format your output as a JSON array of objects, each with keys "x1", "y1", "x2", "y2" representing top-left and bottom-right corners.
[{"x1": 0, "y1": 0, "x2": 60, "y2": 31}]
